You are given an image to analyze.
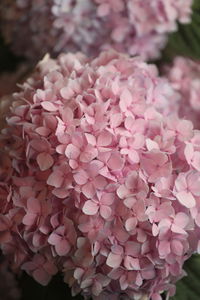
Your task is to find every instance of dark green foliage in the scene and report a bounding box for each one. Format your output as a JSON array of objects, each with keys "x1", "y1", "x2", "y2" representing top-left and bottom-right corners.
[
  {"x1": 162, "y1": 0, "x2": 200, "y2": 61},
  {"x1": 19, "y1": 272, "x2": 84, "y2": 300},
  {"x1": 170, "y1": 255, "x2": 200, "y2": 300}
]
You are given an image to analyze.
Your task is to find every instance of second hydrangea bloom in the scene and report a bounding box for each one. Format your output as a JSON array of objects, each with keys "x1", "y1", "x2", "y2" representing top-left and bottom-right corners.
[
  {"x1": 164, "y1": 56, "x2": 200, "y2": 129},
  {"x1": 0, "y1": 0, "x2": 193, "y2": 61}
]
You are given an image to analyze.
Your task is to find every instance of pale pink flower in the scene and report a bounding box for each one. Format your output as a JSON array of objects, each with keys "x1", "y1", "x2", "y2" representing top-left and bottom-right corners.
[
  {"x1": 0, "y1": 50, "x2": 200, "y2": 300},
  {"x1": 22, "y1": 253, "x2": 57, "y2": 286},
  {"x1": 48, "y1": 217, "x2": 77, "y2": 256},
  {"x1": 0, "y1": 0, "x2": 193, "y2": 61},
  {"x1": 164, "y1": 57, "x2": 200, "y2": 129},
  {"x1": 173, "y1": 171, "x2": 200, "y2": 208}
]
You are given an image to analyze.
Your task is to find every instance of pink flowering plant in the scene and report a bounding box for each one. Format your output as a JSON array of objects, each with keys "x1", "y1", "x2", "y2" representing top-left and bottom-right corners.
[
  {"x1": 164, "y1": 56, "x2": 200, "y2": 129},
  {"x1": 0, "y1": 0, "x2": 193, "y2": 61},
  {"x1": 1, "y1": 50, "x2": 200, "y2": 300}
]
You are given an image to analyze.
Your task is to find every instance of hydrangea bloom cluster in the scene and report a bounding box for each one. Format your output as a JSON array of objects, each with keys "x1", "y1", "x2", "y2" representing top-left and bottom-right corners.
[
  {"x1": 0, "y1": 256, "x2": 21, "y2": 300},
  {"x1": 0, "y1": 50, "x2": 200, "y2": 300},
  {"x1": 164, "y1": 56, "x2": 200, "y2": 129},
  {"x1": 0, "y1": 0, "x2": 193, "y2": 61}
]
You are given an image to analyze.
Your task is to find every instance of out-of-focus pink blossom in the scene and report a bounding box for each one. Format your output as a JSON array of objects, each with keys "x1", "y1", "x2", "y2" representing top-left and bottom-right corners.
[
  {"x1": 164, "y1": 56, "x2": 200, "y2": 129},
  {"x1": 0, "y1": 50, "x2": 200, "y2": 300},
  {"x1": 0, "y1": 0, "x2": 193, "y2": 61}
]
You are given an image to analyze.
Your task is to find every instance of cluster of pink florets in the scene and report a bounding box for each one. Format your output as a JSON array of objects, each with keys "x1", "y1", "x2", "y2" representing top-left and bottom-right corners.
[
  {"x1": 1, "y1": 51, "x2": 200, "y2": 300},
  {"x1": 0, "y1": 0, "x2": 193, "y2": 61},
  {"x1": 164, "y1": 56, "x2": 200, "y2": 129}
]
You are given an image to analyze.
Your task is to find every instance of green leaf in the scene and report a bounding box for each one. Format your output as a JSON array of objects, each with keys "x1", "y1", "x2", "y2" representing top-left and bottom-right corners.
[
  {"x1": 161, "y1": 0, "x2": 200, "y2": 62},
  {"x1": 170, "y1": 255, "x2": 200, "y2": 300}
]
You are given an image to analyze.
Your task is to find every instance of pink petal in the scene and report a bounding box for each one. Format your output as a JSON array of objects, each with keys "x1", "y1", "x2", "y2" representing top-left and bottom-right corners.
[
  {"x1": 55, "y1": 240, "x2": 70, "y2": 256},
  {"x1": 43, "y1": 261, "x2": 57, "y2": 276},
  {"x1": 100, "y1": 193, "x2": 115, "y2": 205},
  {"x1": 65, "y1": 144, "x2": 80, "y2": 159},
  {"x1": 175, "y1": 174, "x2": 187, "y2": 191},
  {"x1": 33, "y1": 232, "x2": 44, "y2": 248},
  {"x1": 119, "y1": 275, "x2": 129, "y2": 290},
  {"x1": 107, "y1": 153, "x2": 124, "y2": 170},
  {"x1": 60, "y1": 87, "x2": 74, "y2": 99},
  {"x1": 52, "y1": 188, "x2": 69, "y2": 199},
  {"x1": 37, "y1": 152, "x2": 54, "y2": 171},
  {"x1": 106, "y1": 252, "x2": 123, "y2": 268},
  {"x1": 82, "y1": 182, "x2": 96, "y2": 198},
  {"x1": 128, "y1": 149, "x2": 140, "y2": 163},
  {"x1": 125, "y1": 241, "x2": 141, "y2": 256},
  {"x1": 124, "y1": 116, "x2": 135, "y2": 130},
  {"x1": 27, "y1": 197, "x2": 41, "y2": 213},
  {"x1": 192, "y1": 152, "x2": 200, "y2": 171},
  {"x1": 36, "y1": 126, "x2": 51, "y2": 137},
  {"x1": 33, "y1": 268, "x2": 51, "y2": 286},
  {"x1": 120, "y1": 88, "x2": 132, "y2": 110},
  {"x1": 85, "y1": 133, "x2": 96, "y2": 146},
  {"x1": 92, "y1": 281, "x2": 103, "y2": 296},
  {"x1": 56, "y1": 144, "x2": 66, "y2": 154},
  {"x1": 74, "y1": 268, "x2": 85, "y2": 280},
  {"x1": 174, "y1": 212, "x2": 189, "y2": 228},
  {"x1": 141, "y1": 269, "x2": 156, "y2": 280},
  {"x1": 97, "y1": 131, "x2": 112, "y2": 147},
  {"x1": 41, "y1": 101, "x2": 57, "y2": 112},
  {"x1": 82, "y1": 200, "x2": 99, "y2": 215},
  {"x1": 60, "y1": 107, "x2": 73, "y2": 123},
  {"x1": 124, "y1": 197, "x2": 137, "y2": 209},
  {"x1": 73, "y1": 171, "x2": 88, "y2": 185},
  {"x1": 111, "y1": 245, "x2": 123, "y2": 255},
  {"x1": 117, "y1": 185, "x2": 129, "y2": 199},
  {"x1": 177, "y1": 120, "x2": 193, "y2": 138},
  {"x1": 125, "y1": 217, "x2": 137, "y2": 231},
  {"x1": 151, "y1": 294, "x2": 162, "y2": 300},
  {"x1": 171, "y1": 224, "x2": 186, "y2": 235},
  {"x1": 187, "y1": 172, "x2": 200, "y2": 196},
  {"x1": 171, "y1": 240, "x2": 183, "y2": 256},
  {"x1": 100, "y1": 205, "x2": 112, "y2": 219},
  {"x1": 48, "y1": 232, "x2": 61, "y2": 246},
  {"x1": 23, "y1": 213, "x2": 36, "y2": 226},
  {"x1": 146, "y1": 139, "x2": 159, "y2": 151},
  {"x1": 80, "y1": 148, "x2": 98, "y2": 163},
  {"x1": 158, "y1": 240, "x2": 170, "y2": 257},
  {"x1": 93, "y1": 175, "x2": 107, "y2": 189},
  {"x1": 176, "y1": 191, "x2": 196, "y2": 208},
  {"x1": 110, "y1": 113, "x2": 123, "y2": 128},
  {"x1": 184, "y1": 143, "x2": 194, "y2": 164},
  {"x1": 47, "y1": 170, "x2": 64, "y2": 188},
  {"x1": 124, "y1": 256, "x2": 140, "y2": 270},
  {"x1": 152, "y1": 223, "x2": 159, "y2": 236},
  {"x1": 109, "y1": 268, "x2": 123, "y2": 280}
]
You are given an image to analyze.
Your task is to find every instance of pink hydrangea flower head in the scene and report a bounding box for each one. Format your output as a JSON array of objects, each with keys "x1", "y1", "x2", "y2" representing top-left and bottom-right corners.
[
  {"x1": 164, "y1": 56, "x2": 200, "y2": 129},
  {"x1": 0, "y1": 0, "x2": 193, "y2": 61},
  {"x1": 0, "y1": 50, "x2": 200, "y2": 300}
]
